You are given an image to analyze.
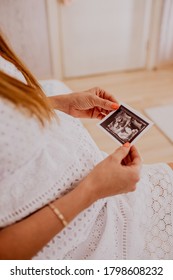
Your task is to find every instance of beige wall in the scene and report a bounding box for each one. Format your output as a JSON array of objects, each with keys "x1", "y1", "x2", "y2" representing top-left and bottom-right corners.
[{"x1": 0, "y1": 0, "x2": 52, "y2": 79}]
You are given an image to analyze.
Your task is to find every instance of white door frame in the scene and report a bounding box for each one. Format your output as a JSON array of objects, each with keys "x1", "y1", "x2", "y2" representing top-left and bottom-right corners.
[
  {"x1": 45, "y1": 0, "x2": 63, "y2": 79},
  {"x1": 146, "y1": 0, "x2": 164, "y2": 70}
]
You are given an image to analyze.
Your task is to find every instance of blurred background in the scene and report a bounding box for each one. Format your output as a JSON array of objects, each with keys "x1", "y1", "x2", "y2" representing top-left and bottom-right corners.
[{"x1": 0, "y1": 0, "x2": 173, "y2": 163}]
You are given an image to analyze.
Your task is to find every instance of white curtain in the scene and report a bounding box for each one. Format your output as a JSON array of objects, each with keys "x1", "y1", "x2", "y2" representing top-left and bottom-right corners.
[{"x1": 158, "y1": 0, "x2": 173, "y2": 65}]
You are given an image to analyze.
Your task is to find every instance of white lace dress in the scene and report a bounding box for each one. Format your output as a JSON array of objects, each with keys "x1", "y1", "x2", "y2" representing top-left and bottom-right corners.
[{"x1": 0, "y1": 56, "x2": 173, "y2": 260}]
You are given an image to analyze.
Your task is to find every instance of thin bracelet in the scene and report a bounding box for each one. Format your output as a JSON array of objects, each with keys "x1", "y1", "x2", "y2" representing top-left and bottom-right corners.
[{"x1": 48, "y1": 203, "x2": 68, "y2": 227}]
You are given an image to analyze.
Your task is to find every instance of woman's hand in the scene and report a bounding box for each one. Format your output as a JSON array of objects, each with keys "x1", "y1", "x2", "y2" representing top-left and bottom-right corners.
[
  {"x1": 0, "y1": 143, "x2": 141, "y2": 259},
  {"x1": 49, "y1": 87, "x2": 119, "y2": 119},
  {"x1": 82, "y1": 144, "x2": 142, "y2": 201}
]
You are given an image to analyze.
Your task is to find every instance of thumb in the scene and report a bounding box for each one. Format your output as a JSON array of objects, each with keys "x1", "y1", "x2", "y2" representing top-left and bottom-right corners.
[
  {"x1": 113, "y1": 143, "x2": 131, "y2": 162},
  {"x1": 94, "y1": 96, "x2": 119, "y2": 110}
]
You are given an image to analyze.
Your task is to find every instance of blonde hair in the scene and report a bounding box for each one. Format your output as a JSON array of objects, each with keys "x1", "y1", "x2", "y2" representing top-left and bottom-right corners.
[{"x1": 0, "y1": 32, "x2": 55, "y2": 125}]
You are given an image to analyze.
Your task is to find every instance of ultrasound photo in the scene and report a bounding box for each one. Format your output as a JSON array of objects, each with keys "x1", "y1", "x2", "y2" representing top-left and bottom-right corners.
[{"x1": 97, "y1": 103, "x2": 153, "y2": 145}]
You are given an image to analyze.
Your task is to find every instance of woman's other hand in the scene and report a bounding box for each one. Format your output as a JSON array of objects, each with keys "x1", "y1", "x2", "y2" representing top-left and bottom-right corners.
[
  {"x1": 82, "y1": 144, "x2": 142, "y2": 201},
  {"x1": 49, "y1": 87, "x2": 119, "y2": 119}
]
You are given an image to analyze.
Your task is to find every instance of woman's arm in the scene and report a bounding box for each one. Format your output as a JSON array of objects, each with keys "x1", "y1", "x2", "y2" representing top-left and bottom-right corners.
[
  {"x1": 0, "y1": 180, "x2": 95, "y2": 260},
  {"x1": 0, "y1": 145, "x2": 141, "y2": 260}
]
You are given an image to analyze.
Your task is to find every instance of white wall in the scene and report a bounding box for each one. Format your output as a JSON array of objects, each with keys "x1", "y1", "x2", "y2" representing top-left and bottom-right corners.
[
  {"x1": 60, "y1": 0, "x2": 152, "y2": 77},
  {"x1": 0, "y1": 0, "x2": 52, "y2": 79}
]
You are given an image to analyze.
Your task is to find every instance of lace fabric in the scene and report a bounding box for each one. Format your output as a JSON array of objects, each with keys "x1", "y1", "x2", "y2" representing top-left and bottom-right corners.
[
  {"x1": 138, "y1": 164, "x2": 173, "y2": 259},
  {"x1": 0, "y1": 56, "x2": 173, "y2": 259}
]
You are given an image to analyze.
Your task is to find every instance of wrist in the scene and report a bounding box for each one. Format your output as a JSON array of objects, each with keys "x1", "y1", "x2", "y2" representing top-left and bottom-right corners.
[
  {"x1": 53, "y1": 178, "x2": 97, "y2": 224},
  {"x1": 48, "y1": 94, "x2": 71, "y2": 114},
  {"x1": 77, "y1": 177, "x2": 98, "y2": 207}
]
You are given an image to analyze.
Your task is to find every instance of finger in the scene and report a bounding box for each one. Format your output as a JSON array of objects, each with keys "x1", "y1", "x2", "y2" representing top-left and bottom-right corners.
[
  {"x1": 94, "y1": 95, "x2": 119, "y2": 111},
  {"x1": 99, "y1": 109, "x2": 113, "y2": 118},
  {"x1": 123, "y1": 153, "x2": 132, "y2": 166},
  {"x1": 92, "y1": 108, "x2": 108, "y2": 119},
  {"x1": 97, "y1": 109, "x2": 106, "y2": 116},
  {"x1": 100, "y1": 109, "x2": 107, "y2": 116},
  {"x1": 112, "y1": 143, "x2": 131, "y2": 163},
  {"x1": 96, "y1": 113, "x2": 104, "y2": 120},
  {"x1": 91, "y1": 107, "x2": 101, "y2": 119},
  {"x1": 96, "y1": 88, "x2": 118, "y2": 104},
  {"x1": 129, "y1": 146, "x2": 142, "y2": 167},
  {"x1": 96, "y1": 111, "x2": 113, "y2": 120}
]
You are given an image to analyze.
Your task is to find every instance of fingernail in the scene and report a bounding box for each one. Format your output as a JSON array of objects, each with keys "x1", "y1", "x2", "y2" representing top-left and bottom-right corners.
[
  {"x1": 111, "y1": 103, "x2": 119, "y2": 109},
  {"x1": 123, "y1": 142, "x2": 130, "y2": 147}
]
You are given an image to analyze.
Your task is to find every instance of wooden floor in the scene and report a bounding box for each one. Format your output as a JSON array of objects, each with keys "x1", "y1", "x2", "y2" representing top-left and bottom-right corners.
[{"x1": 64, "y1": 67, "x2": 173, "y2": 164}]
